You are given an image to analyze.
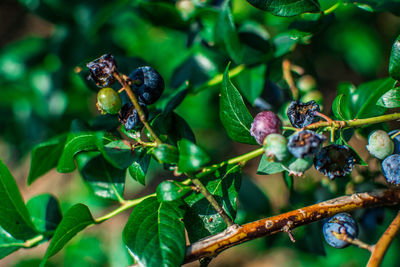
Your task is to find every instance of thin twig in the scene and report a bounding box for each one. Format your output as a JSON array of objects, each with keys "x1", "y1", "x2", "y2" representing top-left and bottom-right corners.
[
  {"x1": 282, "y1": 59, "x2": 299, "y2": 100},
  {"x1": 367, "y1": 211, "x2": 400, "y2": 267},
  {"x1": 184, "y1": 189, "x2": 400, "y2": 263},
  {"x1": 331, "y1": 232, "x2": 373, "y2": 252}
]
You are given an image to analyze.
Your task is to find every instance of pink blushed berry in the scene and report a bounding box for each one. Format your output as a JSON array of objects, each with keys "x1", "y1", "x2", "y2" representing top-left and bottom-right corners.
[{"x1": 250, "y1": 111, "x2": 282, "y2": 145}]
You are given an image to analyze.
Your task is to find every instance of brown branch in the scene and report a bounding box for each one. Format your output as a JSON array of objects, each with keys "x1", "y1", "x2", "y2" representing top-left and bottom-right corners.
[
  {"x1": 367, "y1": 211, "x2": 400, "y2": 267},
  {"x1": 282, "y1": 59, "x2": 299, "y2": 100},
  {"x1": 184, "y1": 189, "x2": 400, "y2": 264}
]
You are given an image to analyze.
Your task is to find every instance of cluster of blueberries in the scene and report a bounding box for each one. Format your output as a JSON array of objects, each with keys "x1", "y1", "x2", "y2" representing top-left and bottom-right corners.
[
  {"x1": 250, "y1": 100, "x2": 357, "y2": 178},
  {"x1": 87, "y1": 54, "x2": 165, "y2": 131}
]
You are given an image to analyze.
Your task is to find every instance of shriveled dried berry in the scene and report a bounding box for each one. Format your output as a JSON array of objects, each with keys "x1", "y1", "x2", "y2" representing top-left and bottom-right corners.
[
  {"x1": 287, "y1": 100, "x2": 320, "y2": 128},
  {"x1": 381, "y1": 154, "x2": 400, "y2": 185},
  {"x1": 250, "y1": 111, "x2": 282, "y2": 145},
  {"x1": 87, "y1": 54, "x2": 117, "y2": 87},
  {"x1": 118, "y1": 102, "x2": 148, "y2": 131},
  {"x1": 287, "y1": 130, "x2": 326, "y2": 158},
  {"x1": 129, "y1": 66, "x2": 165, "y2": 105},
  {"x1": 314, "y1": 144, "x2": 357, "y2": 179}
]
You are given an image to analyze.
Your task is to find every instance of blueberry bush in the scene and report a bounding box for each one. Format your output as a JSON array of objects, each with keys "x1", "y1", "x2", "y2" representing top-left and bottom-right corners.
[{"x1": 1, "y1": 0, "x2": 400, "y2": 266}]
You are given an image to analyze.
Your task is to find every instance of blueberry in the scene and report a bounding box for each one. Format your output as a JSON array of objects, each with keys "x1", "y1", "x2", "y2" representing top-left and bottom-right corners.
[
  {"x1": 118, "y1": 102, "x2": 148, "y2": 131},
  {"x1": 97, "y1": 87, "x2": 122, "y2": 114},
  {"x1": 129, "y1": 66, "x2": 165, "y2": 105},
  {"x1": 287, "y1": 130, "x2": 326, "y2": 158},
  {"x1": 86, "y1": 54, "x2": 117, "y2": 87},
  {"x1": 323, "y1": 213, "x2": 359, "y2": 249},
  {"x1": 263, "y1": 133, "x2": 290, "y2": 162},
  {"x1": 282, "y1": 156, "x2": 313, "y2": 176},
  {"x1": 287, "y1": 100, "x2": 320, "y2": 128},
  {"x1": 297, "y1": 75, "x2": 316, "y2": 93},
  {"x1": 366, "y1": 130, "x2": 394, "y2": 160},
  {"x1": 389, "y1": 130, "x2": 400, "y2": 154},
  {"x1": 381, "y1": 154, "x2": 400, "y2": 185},
  {"x1": 250, "y1": 111, "x2": 282, "y2": 145},
  {"x1": 314, "y1": 144, "x2": 357, "y2": 179}
]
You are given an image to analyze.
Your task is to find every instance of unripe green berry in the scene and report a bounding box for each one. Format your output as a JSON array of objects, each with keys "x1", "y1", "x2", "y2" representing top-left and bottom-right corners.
[
  {"x1": 297, "y1": 75, "x2": 316, "y2": 92},
  {"x1": 97, "y1": 87, "x2": 122, "y2": 114},
  {"x1": 263, "y1": 133, "x2": 290, "y2": 162},
  {"x1": 282, "y1": 156, "x2": 313, "y2": 176},
  {"x1": 366, "y1": 130, "x2": 394, "y2": 160}
]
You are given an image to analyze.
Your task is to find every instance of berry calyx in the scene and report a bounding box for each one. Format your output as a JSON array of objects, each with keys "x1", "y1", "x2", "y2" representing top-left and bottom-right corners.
[
  {"x1": 323, "y1": 213, "x2": 359, "y2": 249},
  {"x1": 287, "y1": 100, "x2": 320, "y2": 128},
  {"x1": 381, "y1": 154, "x2": 400, "y2": 185},
  {"x1": 263, "y1": 133, "x2": 290, "y2": 162},
  {"x1": 129, "y1": 66, "x2": 165, "y2": 105},
  {"x1": 118, "y1": 102, "x2": 148, "y2": 131},
  {"x1": 97, "y1": 87, "x2": 122, "y2": 114},
  {"x1": 287, "y1": 130, "x2": 326, "y2": 158},
  {"x1": 366, "y1": 130, "x2": 394, "y2": 160},
  {"x1": 250, "y1": 111, "x2": 282, "y2": 145},
  {"x1": 314, "y1": 144, "x2": 357, "y2": 179}
]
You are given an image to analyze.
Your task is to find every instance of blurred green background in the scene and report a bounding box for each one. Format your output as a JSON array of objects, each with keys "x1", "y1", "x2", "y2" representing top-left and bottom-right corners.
[{"x1": 1, "y1": 0, "x2": 400, "y2": 266}]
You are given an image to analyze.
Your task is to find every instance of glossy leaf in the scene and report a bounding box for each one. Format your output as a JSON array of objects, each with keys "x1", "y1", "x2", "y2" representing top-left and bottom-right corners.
[
  {"x1": 215, "y1": 1, "x2": 243, "y2": 63},
  {"x1": 257, "y1": 154, "x2": 285, "y2": 175},
  {"x1": 389, "y1": 35, "x2": 400, "y2": 80},
  {"x1": 123, "y1": 197, "x2": 186, "y2": 267},
  {"x1": 177, "y1": 139, "x2": 210, "y2": 172},
  {"x1": 152, "y1": 144, "x2": 179, "y2": 164},
  {"x1": 247, "y1": 0, "x2": 320, "y2": 17},
  {"x1": 128, "y1": 148, "x2": 151, "y2": 185},
  {"x1": 76, "y1": 152, "x2": 125, "y2": 201},
  {"x1": 377, "y1": 87, "x2": 400, "y2": 108},
  {"x1": 220, "y1": 64, "x2": 256, "y2": 145},
  {"x1": 27, "y1": 134, "x2": 67, "y2": 185},
  {"x1": 26, "y1": 194, "x2": 62, "y2": 234},
  {"x1": 235, "y1": 64, "x2": 266, "y2": 104},
  {"x1": 96, "y1": 132, "x2": 135, "y2": 169},
  {"x1": 157, "y1": 180, "x2": 192, "y2": 202},
  {"x1": 0, "y1": 226, "x2": 24, "y2": 259},
  {"x1": 0, "y1": 158, "x2": 37, "y2": 240},
  {"x1": 57, "y1": 132, "x2": 113, "y2": 173},
  {"x1": 184, "y1": 165, "x2": 241, "y2": 242},
  {"x1": 332, "y1": 94, "x2": 349, "y2": 120},
  {"x1": 42, "y1": 204, "x2": 94, "y2": 263}
]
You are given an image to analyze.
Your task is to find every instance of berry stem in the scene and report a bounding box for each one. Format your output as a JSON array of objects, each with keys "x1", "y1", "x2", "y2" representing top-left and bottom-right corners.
[
  {"x1": 331, "y1": 232, "x2": 373, "y2": 252},
  {"x1": 323, "y1": 1, "x2": 342, "y2": 15},
  {"x1": 367, "y1": 211, "x2": 400, "y2": 267},
  {"x1": 112, "y1": 72, "x2": 162, "y2": 145},
  {"x1": 282, "y1": 59, "x2": 299, "y2": 100}
]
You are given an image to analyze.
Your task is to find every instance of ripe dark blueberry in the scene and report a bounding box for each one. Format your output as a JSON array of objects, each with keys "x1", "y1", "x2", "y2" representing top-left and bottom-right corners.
[
  {"x1": 323, "y1": 213, "x2": 359, "y2": 249},
  {"x1": 250, "y1": 111, "x2": 282, "y2": 145},
  {"x1": 287, "y1": 130, "x2": 326, "y2": 158},
  {"x1": 118, "y1": 102, "x2": 148, "y2": 131},
  {"x1": 366, "y1": 130, "x2": 394, "y2": 160},
  {"x1": 87, "y1": 54, "x2": 117, "y2": 87},
  {"x1": 287, "y1": 100, "x2": 320, "y2": 128},
  {"x1": 263, "y1": 133, "x2": 290, "y2": 162},
  {"x1": 389, "y1": 130, "x2": 400, "y2": 154},
  {"x1": 282, "y1": 156, "x2": 313, "y2": 176},
  {"x1": 314, "y1": 144, "x2": 357, "y2": 179},
  {"x1": 97, "y1": 87, "x2": 122, "y2": 114},
  {"x1": 129, "y1": 66, "x2": 165, "y2": 105},
  {"x1": 381, "y1": 154, "x2": 400, "y2": 185}
]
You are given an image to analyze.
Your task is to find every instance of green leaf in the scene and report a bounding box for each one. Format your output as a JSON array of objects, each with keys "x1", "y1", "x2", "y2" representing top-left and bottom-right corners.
[
  {"x1": 283, "y1": 172, "x2": 294, "y2": 191},
  {"x1": 26, "y1": 194, "x2": 62, "y2": 234},
  {"x1": 184, "y1": 165, "x2": 242, "y2": 242},
  {"x1": 96, "y1": 132, "x2": 135, "y2": 169},
  {"x1": 64, "y1": 236, "x2": 109, "y2": 267},
  {"x1": 123, "y1": 197, "x2": 186, "y2": 267},
  {"x1": 57, "y1": 132, "x2": 113, "y2": 173},
  {"x1": 332, "y1": 94, "x2": 349, "y2": 120},
  {"x1": 42, "y1": 204, "x2": 94, "y2": 263},
  {"x1": 246, "y1": 0, "x2": 320, "y2": 17},
  {"x1": 152, "y1": 144, "x2": 179, "y2": 164},
  {"x1": 214, "y1": 1, "x2": 243, "y2": 63},
  {"x1": 389, "y1": 35, "x2": 400, "y2": 80},
  {"x1": 76, "y1": 152, "x2": 125, "y2": 201},
  {"x1": 0, "y1": 158, "x2": 37, "y2": 240},
  {"x1": 220, "y1": 64, "x2": 256, "y2": 145},
  {"x1": 177, "y1": 139, "x2": 210, "y2": 172},
  {"x1": 235, "y1": 64, "x2": 266, "y2": 104},
  {"x1": 257, "y1": 154, "x2": 285, "y2": 175},
  {"x1": 27, "y1": 134, "x2": 67, "y2": 185},
  {"x1": 377, "y1": 87, "x2": 400, "y2": 108},
  {"x1": 0, "y1": 226, "x2": 24, "y2": 259},
  {"x1": 128, "y1": 148, "x2": 151, "y2": 185},
  {"x1": 156, "y1": 180, "x2": 192, "y2": 202}
]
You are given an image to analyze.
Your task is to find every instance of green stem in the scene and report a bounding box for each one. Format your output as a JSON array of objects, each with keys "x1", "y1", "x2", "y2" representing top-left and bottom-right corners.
[
  {"x1": 323, "y1": 1, "x2": 341, "y2": 15},
  {"x1": 191, "y1": 178, "x2": 234, "y2": 227}
]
